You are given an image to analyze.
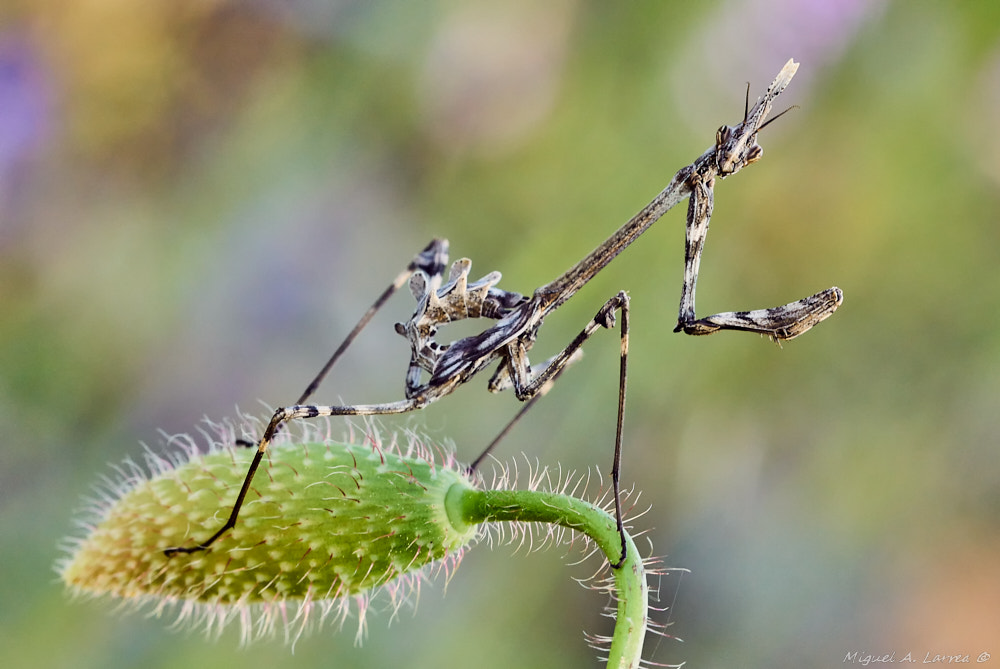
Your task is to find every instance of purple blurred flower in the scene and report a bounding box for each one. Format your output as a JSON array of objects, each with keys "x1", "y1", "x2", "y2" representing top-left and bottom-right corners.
[
  {"x1": 671, "y1": 0, "x2": 886, "y2": 130},
  {"x1": 0, "y1": 31, "x2": 53, "y2": 232}
]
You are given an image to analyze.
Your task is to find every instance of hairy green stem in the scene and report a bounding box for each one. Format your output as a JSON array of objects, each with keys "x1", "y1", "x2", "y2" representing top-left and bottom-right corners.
[{"x1": 449, "y1": 485, "x2": 648, "y2": 669}]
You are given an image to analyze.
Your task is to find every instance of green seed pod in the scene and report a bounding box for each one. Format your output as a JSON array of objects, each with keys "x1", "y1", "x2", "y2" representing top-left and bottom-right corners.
[
  {"x1": 60, "y1": 420, "x2": 652, "y2": 666},
  {"x1": 60, "y1": 423, "x2": 479, "y2": 640}
]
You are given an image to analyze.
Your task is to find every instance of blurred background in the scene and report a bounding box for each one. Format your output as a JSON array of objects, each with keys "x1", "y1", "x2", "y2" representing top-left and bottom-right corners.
[{"x1": 3, "y1": 1, "x2": 999, "y2": 667}]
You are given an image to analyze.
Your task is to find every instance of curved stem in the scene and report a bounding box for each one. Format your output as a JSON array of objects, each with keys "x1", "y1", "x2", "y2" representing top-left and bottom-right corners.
[{"x1": 447, "y1": 486, "x2": 648, "y2": 669}]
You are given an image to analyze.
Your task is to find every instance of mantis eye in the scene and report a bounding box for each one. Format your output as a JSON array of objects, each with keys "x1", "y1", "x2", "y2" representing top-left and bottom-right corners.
[
  {"x1": 715, "y1": 125, "x2": 731, "y2": 147},
  {"x1": 746, "y1": 144, "x2": 763, "y2": 163}
]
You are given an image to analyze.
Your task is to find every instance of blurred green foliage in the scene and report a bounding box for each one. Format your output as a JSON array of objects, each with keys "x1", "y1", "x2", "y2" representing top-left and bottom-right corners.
[{"x1": 3, "y1": 1, "x2": 1000, "y2": 667}]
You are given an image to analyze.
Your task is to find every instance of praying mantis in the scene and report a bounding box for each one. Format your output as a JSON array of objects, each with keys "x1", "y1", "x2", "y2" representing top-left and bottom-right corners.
[{"x1": 164, "y1": 59, "x2": 842, "y2": 567}]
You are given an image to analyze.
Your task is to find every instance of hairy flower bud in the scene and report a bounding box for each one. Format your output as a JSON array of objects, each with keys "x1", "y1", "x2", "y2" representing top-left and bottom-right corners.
[
  {"x1": 60, "y1": 421, "x2": 478, "y2": 641},
  {"x1": 59, "y1": 418, "x2": 653, "y2": 666}
]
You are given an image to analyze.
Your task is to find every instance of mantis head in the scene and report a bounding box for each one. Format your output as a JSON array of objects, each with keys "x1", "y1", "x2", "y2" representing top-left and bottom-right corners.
[{"x1": 714, "y1": 58, "x2": 799, "y2": 176}]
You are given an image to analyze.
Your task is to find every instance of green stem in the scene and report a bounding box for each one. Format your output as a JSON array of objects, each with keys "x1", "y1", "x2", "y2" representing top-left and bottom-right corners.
[{"x1": 448, "y1": 485, "x2": 648, "y2": 669}]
